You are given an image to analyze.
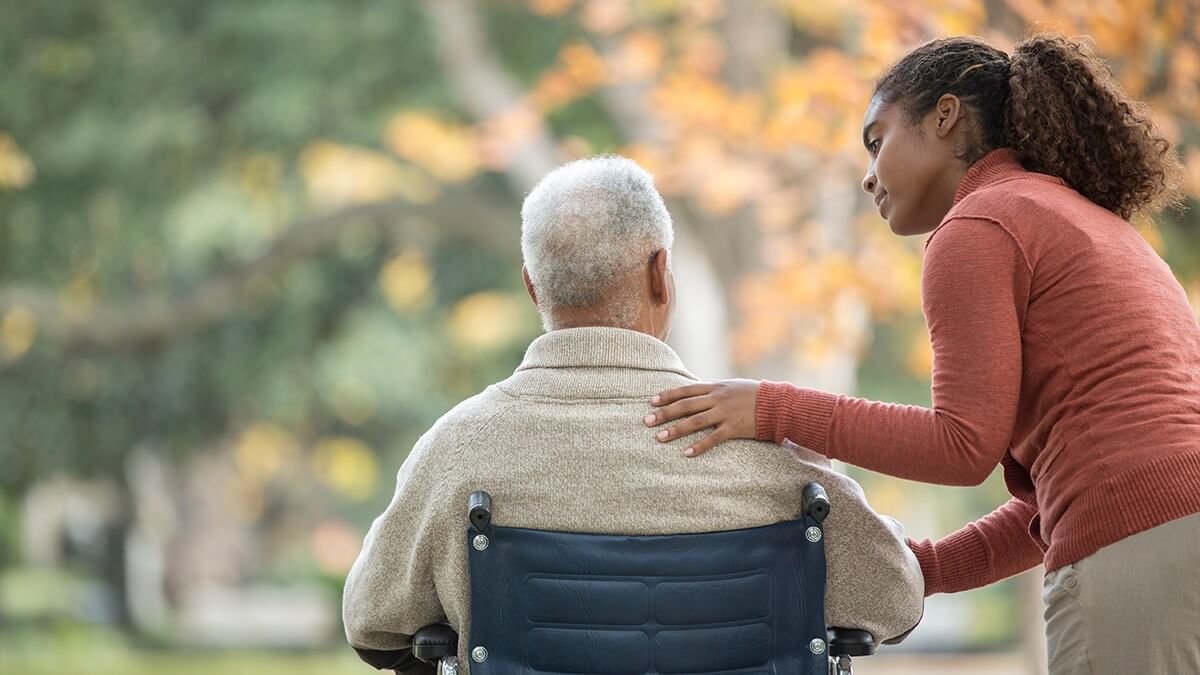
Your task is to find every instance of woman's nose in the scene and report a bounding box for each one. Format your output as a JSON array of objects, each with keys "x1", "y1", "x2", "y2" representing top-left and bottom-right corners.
[{"x1": 862, "y1": 171, "x2": 877, "y2": 195}]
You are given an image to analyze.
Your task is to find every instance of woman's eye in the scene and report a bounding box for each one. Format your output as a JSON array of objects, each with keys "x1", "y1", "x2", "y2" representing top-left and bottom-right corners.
[{"x1": 869, "y1": 140, "x2": 881, "y2": 154}]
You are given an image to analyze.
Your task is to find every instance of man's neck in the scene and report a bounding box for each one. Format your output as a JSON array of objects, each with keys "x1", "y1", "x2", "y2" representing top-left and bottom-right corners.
[{"x1": 547, "y1": 308, "x2": 664, "y2": 342}]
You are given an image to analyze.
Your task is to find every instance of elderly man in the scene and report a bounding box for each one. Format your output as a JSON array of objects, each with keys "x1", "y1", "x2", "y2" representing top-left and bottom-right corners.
[{"x1": 343, "y1": 157, "x2": 924, "y2": 672}]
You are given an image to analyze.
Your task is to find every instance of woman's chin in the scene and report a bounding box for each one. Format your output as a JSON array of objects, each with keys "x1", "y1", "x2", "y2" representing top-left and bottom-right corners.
[
  {"x1": 886, "y1": 216, "x2": 910, "y2": 236},
  {"x1": 887, "y1": 212, "x2": 936, "y2": 237}
]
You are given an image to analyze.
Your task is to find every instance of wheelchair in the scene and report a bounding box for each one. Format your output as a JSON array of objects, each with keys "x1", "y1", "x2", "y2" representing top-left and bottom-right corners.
[{"x1": 412, "y1": 482, "x2": 878, "y2": 675}]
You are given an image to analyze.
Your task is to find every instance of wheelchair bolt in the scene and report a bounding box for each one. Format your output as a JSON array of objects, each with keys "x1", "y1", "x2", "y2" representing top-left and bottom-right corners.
[
  {"x1": 472, "y1": 646, "x2": 489, "y2": 662},
  {"x1": 473, "y1": 534, "x2": 489, "y2": 551},
  {"x1": 805, "y1": 526, "x2": 822, "y2": 543},
  {"x1": 809, "y1": 638, "x2": 826, "y2": 654}
]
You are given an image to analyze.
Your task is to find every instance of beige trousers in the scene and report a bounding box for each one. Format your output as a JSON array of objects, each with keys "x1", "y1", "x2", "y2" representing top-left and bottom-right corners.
[{"x1": 1042, "y1": 511, "x2": 1200, "y2": 674}]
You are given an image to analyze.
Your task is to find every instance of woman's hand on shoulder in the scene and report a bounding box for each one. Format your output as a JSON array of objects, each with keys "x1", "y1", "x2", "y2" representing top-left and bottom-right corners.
[{"x1": 644, "y1": 378, "x2": 760, "y2": 457}]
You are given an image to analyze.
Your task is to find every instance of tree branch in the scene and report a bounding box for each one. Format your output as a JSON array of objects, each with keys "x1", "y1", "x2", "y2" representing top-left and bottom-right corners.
[
  {"x1": 0, "y1": 189, "x2": 517, "y2": 351},
  {"x1": 421, "y1": 0, "x2": 562, "y2": 192}
]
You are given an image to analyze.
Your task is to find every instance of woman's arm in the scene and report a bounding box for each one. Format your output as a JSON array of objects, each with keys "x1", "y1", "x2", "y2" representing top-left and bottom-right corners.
[
  {"x1": 909, "y1": 497, "x2": 1045, "y2": 595},
  {"x1": 652, "y1": 217, "x2": 1032, "y2": 486}
]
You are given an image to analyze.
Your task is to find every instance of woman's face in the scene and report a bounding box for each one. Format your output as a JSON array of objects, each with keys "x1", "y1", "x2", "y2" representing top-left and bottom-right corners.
[{"x1": 861, "y1": 94, "x2": 964, "y2": 236}]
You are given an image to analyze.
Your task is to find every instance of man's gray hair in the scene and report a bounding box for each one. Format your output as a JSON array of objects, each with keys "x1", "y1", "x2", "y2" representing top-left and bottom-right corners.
[{"x1": 521, "y1": 156, "x2": 673, "y2": 328}]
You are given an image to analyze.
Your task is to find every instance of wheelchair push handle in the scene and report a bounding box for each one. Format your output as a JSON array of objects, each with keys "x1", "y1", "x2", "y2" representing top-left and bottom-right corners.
[
  {"x1": 802, "y1": 482, "x2": 830, "y2": 524},
  {"x1": 468, "y1": 491, "x2": 492, "y2": 531}
]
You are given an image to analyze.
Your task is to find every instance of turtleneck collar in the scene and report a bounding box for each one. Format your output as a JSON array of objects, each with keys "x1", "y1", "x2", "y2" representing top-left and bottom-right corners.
[{"x1": 953, "y1": 147, "x2": 1031, "y2": 206}]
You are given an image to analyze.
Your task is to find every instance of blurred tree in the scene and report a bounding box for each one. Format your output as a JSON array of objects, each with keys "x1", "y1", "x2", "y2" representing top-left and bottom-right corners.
[{"x1": 0, "y1": 0, "x2": 1197, "y2": 649}]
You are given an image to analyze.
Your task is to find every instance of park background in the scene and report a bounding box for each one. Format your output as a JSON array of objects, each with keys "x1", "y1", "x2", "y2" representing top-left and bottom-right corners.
[{"x1": 2, "y1": 1, "x2": 1198, "y2": 673}]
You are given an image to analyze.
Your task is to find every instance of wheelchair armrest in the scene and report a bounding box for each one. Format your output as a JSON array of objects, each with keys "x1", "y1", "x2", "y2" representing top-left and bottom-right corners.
[
  {"x1": 412, "y1": 624, "x2": 458, "y2": 663},
  {"x1": 827, "y1": 627, "x2": 876, "y2": 657}
]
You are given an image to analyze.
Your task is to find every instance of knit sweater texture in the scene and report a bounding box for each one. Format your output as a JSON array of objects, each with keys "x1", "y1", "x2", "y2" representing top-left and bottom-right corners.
[
  {"x1": 344, "y1": 327, "x2": 924, "y2": 671},
  {"x1": 756, "y1": 149, "x2": 1200, "y2": 595}
]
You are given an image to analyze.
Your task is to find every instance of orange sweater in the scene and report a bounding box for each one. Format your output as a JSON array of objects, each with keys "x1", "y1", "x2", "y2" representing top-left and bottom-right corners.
[{"x1": 757, "y1": 149, "x2": 1200, "y2": 595}]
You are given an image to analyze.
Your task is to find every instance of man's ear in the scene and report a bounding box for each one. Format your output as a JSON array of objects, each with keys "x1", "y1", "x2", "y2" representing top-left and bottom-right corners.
[
  {"x1": 522, "y1": 266, "x2": 539, "y2": 307},
  {"x1": 649, "y1": 249, "x2": 670, "y2": 307},
  {"x1": 933, "y1": 94, "x2": 962, "y2": 139}
]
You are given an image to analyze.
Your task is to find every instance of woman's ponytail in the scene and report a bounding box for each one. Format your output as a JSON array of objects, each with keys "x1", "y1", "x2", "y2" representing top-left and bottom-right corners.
[{"x1": 1006, "y1": 35, "x2": 1184, "y2": 219}]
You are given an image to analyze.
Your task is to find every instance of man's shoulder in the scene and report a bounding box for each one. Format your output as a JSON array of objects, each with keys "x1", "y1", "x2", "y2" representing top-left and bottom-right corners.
[
  {"x1": 709, "y1": 438, "x2": 861, "y2": 494},
  {"x1": 416, "y1": 385, "x2": 518, "y2": 452}
]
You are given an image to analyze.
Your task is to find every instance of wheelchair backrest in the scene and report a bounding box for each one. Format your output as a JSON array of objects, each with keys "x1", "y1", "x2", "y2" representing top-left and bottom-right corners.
[{"x1": 465, "y1": 498, "x2": 829, "y2": 675}]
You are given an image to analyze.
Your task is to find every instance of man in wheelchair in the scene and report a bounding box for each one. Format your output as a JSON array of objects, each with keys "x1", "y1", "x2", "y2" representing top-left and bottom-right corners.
[{"x1": 343, "y1": 157, "x2": 924, "y2": 674}]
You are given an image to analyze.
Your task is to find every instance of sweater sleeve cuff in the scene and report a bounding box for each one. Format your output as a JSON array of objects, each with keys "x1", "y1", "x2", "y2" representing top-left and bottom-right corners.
[
  {"x1": 906, "y1": 526, "x2": 991, "y2": 596},
  {"x1": 754, "y1": 380, "x2": 838, "y2": 455}
]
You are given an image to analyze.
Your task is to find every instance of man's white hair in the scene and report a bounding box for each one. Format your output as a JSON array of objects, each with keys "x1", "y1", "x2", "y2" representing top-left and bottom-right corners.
[{"x1": 521, "y1": 156, "x2": 673, "y2": 329}]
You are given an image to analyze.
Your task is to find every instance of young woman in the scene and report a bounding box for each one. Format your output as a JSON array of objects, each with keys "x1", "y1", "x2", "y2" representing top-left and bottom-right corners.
[{"x1": 644, "y1": 34, "x2": 1200, "y2": 673}]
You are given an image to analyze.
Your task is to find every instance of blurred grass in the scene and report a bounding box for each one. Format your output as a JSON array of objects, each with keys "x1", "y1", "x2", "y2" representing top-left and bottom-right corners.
[
  {"x1": 1, "y1": 647, "x2": 366, "y2": 675},
  {"x1": 0, "y1": 627, "x2": 366, "y2": 675}
]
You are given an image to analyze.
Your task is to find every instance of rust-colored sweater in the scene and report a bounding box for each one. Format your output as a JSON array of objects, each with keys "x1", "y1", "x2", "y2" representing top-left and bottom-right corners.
[{"x1": 756, "y1": 148, "x2": 1200, "y2": 595}]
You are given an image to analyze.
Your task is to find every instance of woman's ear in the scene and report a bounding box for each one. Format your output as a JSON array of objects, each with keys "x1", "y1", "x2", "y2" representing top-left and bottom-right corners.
[{"x1": 933, "y1": 94, "x2": 963, "y2": 138}]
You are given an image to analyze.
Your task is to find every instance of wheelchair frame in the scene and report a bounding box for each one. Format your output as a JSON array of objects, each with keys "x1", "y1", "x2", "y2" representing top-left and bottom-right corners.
[{"x1": 412, "y1": 482, "x2": 877, "y2": 675}]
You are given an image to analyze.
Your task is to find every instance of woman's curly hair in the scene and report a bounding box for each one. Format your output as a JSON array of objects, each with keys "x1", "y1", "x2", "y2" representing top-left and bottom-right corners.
[{"x1": 875, "y1": 34, "x2": 1185, "y2": 220}]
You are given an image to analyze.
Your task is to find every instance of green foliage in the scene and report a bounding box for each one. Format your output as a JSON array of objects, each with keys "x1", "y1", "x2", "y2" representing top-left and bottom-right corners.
[{"x1": 0, "y1": 1, "x2": 545, "y2": 494}]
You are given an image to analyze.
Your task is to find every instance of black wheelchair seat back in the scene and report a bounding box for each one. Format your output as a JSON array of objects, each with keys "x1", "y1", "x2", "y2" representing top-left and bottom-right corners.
[{"x1": 465, "y1": 501, "x2": 830, "y2": 675}]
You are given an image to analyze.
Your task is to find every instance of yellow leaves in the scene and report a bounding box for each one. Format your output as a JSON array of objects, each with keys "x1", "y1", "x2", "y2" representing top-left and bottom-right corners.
[
  {"x1": 731, "y1": 232, "x2": 923, "y2": 369},
  {"x1": 299, "y1": 141, "x2": 439, "y2": 206},
  {"x1": 1168, "y1": 45, "x2": 1199, "y2": 113},
  {"x1": 612, "y1": 30, "x2": 665, "y2": 81},
  {"x1": 1184, "y1": 148, "x2": 1200, "y2": 199},
  {"x1": 1136, "y1": 222, "x2": 1165, "y2": 254},
  {"x1": 380, "y1": 249, "x2": 433, "y2": 314},
  {"x1": 560, "y1": 43, "x2": 610, "y2": 88},
  {"x1": 235, "y1": 422, "x2": 299, "y2": 484},
  {"x1": 676, "y1": 29, "x2": 725, "y2": 77},
  {"x1": 1, "y1": 307, "x2": 37, "y2": 361},
  {"x1": 529, "y1": 0, "x2": 575, "y2": 16},
  {"x1": 229, "y1": 422, "x2": 301, "y2": 522},
  {"x1": 477, "y1": 104, "x2": 543, "y2": 170},
  {"x1": 447, "y1": 291, "x2": 530, "y2": 352},
  {"x1": 230, "y1": 425, "x2": 379, "y2": 512},
  {"x1": 722, "y1": 92, "x2": 765, "y2": 140},
  {"x1": 781, "y1": 0, "x2": 848, "y2": 36},
  {"x1": 0, "y1": 133, "x2": 35, "y2": 190},
  {"x1": 311, "y1": 437, "x2": 378, "y2": 502},
  {"x1": 764, "y1": 51, "x2": 868, "y2": 152},
  {"x1": 532, "y1": 71, "x2": 582, "y2": 112},
  {"x1": 652, "y1": 73, "x2": 733, "y2": 131},
  {"x1": 581, "y1": 0, "x2": 632, "y2": 34},
  {"x1": 301, "y1": 111, "x2": 485, "y2": 204},
  {"x1": 59, "y1": 275, "x2": 97, "y2": 321},
  {"x1": 236, "y1": 152, "x2": 282, "y2": 197},
  {"x1": 619, "y1": 143, "x2": 681, "y2": 194},
  {"x1": 694, "y1": 158, "x2": 768, "y2": 215},
  {"x1": 931, "y1": 0, "x2": 985, "y2": 36},
  {"x1": 906, "y1": 331, "x2": 934, "y2": 379},
  {"x1": 530, "y1": 42, "x2": 610, "y2": 112},
  {"x1": 385, "y1": 112, "x2": 481, "y2": 182}
]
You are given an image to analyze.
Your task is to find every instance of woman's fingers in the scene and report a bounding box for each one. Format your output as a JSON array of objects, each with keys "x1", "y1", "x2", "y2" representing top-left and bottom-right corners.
[
  {"x1": 684, "y1": 427, "x2": 728, "y2": 457},
  {"x1": 655, "y1": 410, "x2": 716, "y2": 442},
  {"x1": 644, "y1": 396, "x2": 712, "y2": 427},
  {"x1": 651, "y1": 382, "x2": 717, "y2": 406}
]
